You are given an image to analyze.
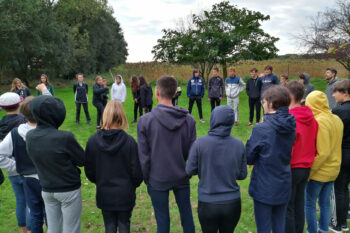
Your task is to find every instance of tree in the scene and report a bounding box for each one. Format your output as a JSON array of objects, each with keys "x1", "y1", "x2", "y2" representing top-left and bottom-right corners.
[
  {"x1": 300, "y1": 0, "x2": 350, "y2": 78},
  {"x1": 152, "y1": 1, "x2": 279, "y2": 82}
]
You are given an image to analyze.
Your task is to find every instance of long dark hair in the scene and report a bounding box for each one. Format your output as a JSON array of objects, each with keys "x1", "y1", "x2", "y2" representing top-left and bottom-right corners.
[
  {"x1": 139, "y1": 76, "x2": 149, "y2": 88},
  {"x1": 130, "y1": 76, "x2": 139, "y2": 93}
]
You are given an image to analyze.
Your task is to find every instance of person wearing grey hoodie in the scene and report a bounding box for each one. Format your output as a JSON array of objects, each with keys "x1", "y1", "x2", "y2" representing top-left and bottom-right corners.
[
  {"x1": 111, "y1": 75, "x2": 127, "y2": 103},
  {"x1": 186, "y1": 105, "x2": 247, "y2": 233},
  {"x1": 299, "y1": 73, "x2": 315, "y2": 103},
  {"x1": 325, "y1": 68, "x2": 340, "y2": 110}
]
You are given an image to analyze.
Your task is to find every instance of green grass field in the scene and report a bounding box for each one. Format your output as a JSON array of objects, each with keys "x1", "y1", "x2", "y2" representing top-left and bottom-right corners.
[{"x1": 0, "y1": 78, "x2": 329, "y2": 232}]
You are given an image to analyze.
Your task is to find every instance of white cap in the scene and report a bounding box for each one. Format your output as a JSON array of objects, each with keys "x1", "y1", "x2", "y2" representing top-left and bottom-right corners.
[{"x1": 0, "y1": 92, "x2": 23, "y2": 107}]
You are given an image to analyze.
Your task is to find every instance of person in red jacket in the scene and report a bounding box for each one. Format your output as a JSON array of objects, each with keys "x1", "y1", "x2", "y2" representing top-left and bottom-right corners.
[{"x1": 285, "y1": 81, "x2": 319, "y2": 233}]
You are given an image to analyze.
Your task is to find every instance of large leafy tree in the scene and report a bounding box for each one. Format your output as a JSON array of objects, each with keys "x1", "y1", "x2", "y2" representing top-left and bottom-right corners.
[{"x1": 152, "y1": 1, "x2": 279, "y2": 81}]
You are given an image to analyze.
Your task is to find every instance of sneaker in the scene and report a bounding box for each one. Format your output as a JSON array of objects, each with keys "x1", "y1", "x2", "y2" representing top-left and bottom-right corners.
[
  {"x1": 76, "y1": 121, "x2": 80, "y2": 125},
  {"x1": 342, "y1": 224, "x2": 349, "y2": 231},
  {"x1": 131, "y1": 120, "x2": 137, "y2": 124},
  {"x1": 87, "y1": 120, "x2": 91, "y2": 125},
  {"x1": 247, "y1": 123, "x2": 253, "y2": 127},
  {"x1": 199, "y1": 119, "x2": 205, "y2": 123},
  {"x1": 329, "y1": 223, "x2": 342, "y2": 233},
  {"x1": 234, "y1": 121, "x2": 239, "y2": 126},
  {"x1": 96, "y1": 126, "x2": 101, "y2": 130}
]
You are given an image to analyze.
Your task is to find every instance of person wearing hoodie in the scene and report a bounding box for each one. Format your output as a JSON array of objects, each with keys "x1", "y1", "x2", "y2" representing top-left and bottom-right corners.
[
  {"x1": 186, "y1": 105, "x2": 247, "y2": 233},
  {"x1": 225, "y1": 67, "x2": 246, "y2": 126},
  {"x1": 187, "y1": 69, "x2": 205, "y2": 123},
  {"x1": 26, "y1": 94, "x2": 85, "y2": 233},
  {"x1": 111, "y1": 75, "x2": 127, "y2": 104},
  {"x1": 246, "y1": 68, "x2": 262, "y2": 126},
  {"x1": 329, "y1": 80, "x2": 350, "y2": 232},
  {"x1": 260, "y1": 65, "x2": 279, "y2": 94},
  {"x1": 285, "y1": 81, "x2": 319, "y2": 233},
  {"x1": 208, "y1": 67, "x2": 224, "y2": 112},
  {"x1": 85, "y1": 100, "x2": 143, "y2": 233},
  {"x1": 298, "y1": 73, "x2": 314, "y2": 104},
  {"x1": 325, "y1": 68, "x2": 341, "y2": 110},
  {"x1": 93, "y1": 76, "x2": 109, "y2": 129},
  {"x1": 246, "y1": 86, "x2": 296, "y2": 233},
  {"x1": 139, "y1": 76, "x2": 153, "y2": 113},
  {"x1": 138, "y1": 76, "x2": 196, "y2": 233},
  {"x1": 11, "y1": 78, "x2": 31, "y2": 99},
  {"x1": 73, "y1": 73, "x2": 91, "y2": 125},
  {"x1": 130, "y1": 76, "x2": 142, "y2": 123},
  {"x1": 305, "y1": 91, "x2": 343, "y2": 233}
]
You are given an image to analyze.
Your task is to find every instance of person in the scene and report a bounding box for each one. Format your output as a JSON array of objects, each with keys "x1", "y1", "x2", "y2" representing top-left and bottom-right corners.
[
  {"x1": 246, "y1": 86, "x2": 296, "y2": 233},
  {"x1": 187, "y1": 69, "x2": 205, "y2": 123},
  {"x1": 225, "y1": 67, "x2": 246, "y2": 126},
  {"x1": 304, "y1": 90, "x2": 343, "y2": 233},
  {"x1": 85, "y1": 100, "x2": 143, "y2": 233},
  {"x1": 246, "y1": 68, "x2": 262, "y2": 126},
  {"x1": 130, "y1": 76, "x2": 142, "y2": 123},
  {"x1": 186, "y1": 105, "x2": 247, "y2": 233},
  {"x1": 0, "y1": 92, "x2": 30, "y2": 233},
  {"x1": 325, "y1": 67, "x2": 340, "y2": 110},
  {"x1": 298, "y1": 73, "x2": 314, "y2": 104},
  {"x1": 111, "y1": 75, "x2": 127, "y2": 104},
  {"x1": 138, "y1": 76, "x2": 196, "y2": 233},
  {"x1": 26, "y1": 93, "x2": 85, "y2": 233},
  {"x1": 11, "y1": 78, "x2": 31, "y2": 99},
  {"x1": 93, "y1": 76, "x2": 109, "y2": 129},
  {"x1": 139, "y1": 76, "x2": 153, "y2": 113},
  {"x1": 73, "y1": 73, "x2": 91, "y2": 125},
  {"x1": 172, "y1": 85, "x2": 182, "y2": 106},
  {"x1": 285, "y1": 81, "x2": 318, "y2": 233},
  {"x1": 329, "y1": 80, "x2": 350, "y2": 232},
  {"x1": 260, "y1": 65, "x2": 279, "y2": 94},
  {"x1": 36, "y1": 74, "x2": 54, "y2": 96},
  {"x1": 280, "y1": 74, "x2": 288, "y2": 86},
  {"x1": 208, "y1": 68, "x2": 224, "y2": 112},
  {"x1": 101, "y1": 78, "x2": 109, "y2": 108}
]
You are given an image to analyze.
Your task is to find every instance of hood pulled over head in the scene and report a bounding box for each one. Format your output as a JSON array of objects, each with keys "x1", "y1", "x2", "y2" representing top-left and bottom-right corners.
[{"x1": 208, "y1": 106, "x2": 234, "y2": 137}]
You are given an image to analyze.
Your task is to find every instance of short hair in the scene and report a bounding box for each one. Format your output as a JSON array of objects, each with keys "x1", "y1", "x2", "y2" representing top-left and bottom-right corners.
[
  {"x1": 19, "y1": 96, "x2": 36, "y2": 123},
  {"x1": 285, "y1": 81, "x2": 305, "y2": 103},
  {"x1": 213, "y1": 67, "x2": 219, "y2": 72},
  {"x1": 76, "y1": 73, "x2": 83, "y2": 78},
  {"x1": 261, "y1": 86, "x2": 291, "y2": 110},
  {"x1": 2, "y1": 104, "x2": 20, "y2": 112},
  {"x1": 229, "y1": 67, "x2": 236, "y2": 72},
  {"x1": 250, "y1": 68, "x2": 258, "y2": 73},
  {"x1": 281, "y1": 74, "x2": 288, "y2": 80},
  {"x1": 299, "y1": 73, "x2": 306, "y2": 79},
  {"x1": 156, "y1": 76, "x2": 178, "y2": 100},
  {"x1": 264, "y1": 65, "x2": 273, "y2": 71},
  {"x1": 333, "y1": 79, "x2": 350, "y2": 94},
  {"x1": 326, "y1": 67, "x2": 337, "y2": 76},
  {"x1": 95, "y1": 76, "x2": 102, "y2": 83},
  {"x1": 102, "y1": 100, "x2": 128, "y2": 130}
]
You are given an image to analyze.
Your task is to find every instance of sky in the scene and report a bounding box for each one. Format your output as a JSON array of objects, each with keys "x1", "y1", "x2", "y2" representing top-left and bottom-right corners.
[{"x1": 109, "y1": 0, "x2": 336, "y2": 62}]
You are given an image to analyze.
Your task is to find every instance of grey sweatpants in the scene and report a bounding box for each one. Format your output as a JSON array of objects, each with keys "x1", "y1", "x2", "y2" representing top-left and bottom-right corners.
[
  {"x1": 42, "y1": 188, "x2": 82, "y2": 233},
  {"x1": 227, "y1": 96, "x2": 239, "y2": 122}
]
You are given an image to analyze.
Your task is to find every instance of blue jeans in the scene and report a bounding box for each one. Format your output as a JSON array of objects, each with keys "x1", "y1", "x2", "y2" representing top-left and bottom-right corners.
[
  {"x1": 147, "y1": 184, "x2": 195, "y2": 233},
  {"x1": 23, "y1": 177, "x2": 46, "y2": 233},
  {"x1": 305, "y1": 180, "x2": 334, "y2": 233},
  {"x1": 8, "y1": 175, "x2": 31, "y2": 230}
]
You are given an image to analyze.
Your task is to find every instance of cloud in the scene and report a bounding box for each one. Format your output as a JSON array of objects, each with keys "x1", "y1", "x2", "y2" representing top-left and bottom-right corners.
[{"x1": 110, "y1": 0, "x2": 336, "y2": 62}]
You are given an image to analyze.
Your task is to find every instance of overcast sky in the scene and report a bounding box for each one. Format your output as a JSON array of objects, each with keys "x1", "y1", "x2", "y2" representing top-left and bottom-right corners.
[{"x1": 109, "y1": 0, "x2": 335, "y2": 62}]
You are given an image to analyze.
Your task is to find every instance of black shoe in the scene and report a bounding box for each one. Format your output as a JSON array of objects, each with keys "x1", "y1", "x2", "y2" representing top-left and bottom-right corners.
[
  {"x1": 342, "y1": 223, "x2": 349, "y2": 231},
  {"x1": 131, "y1": 120, "x2": 137, "y2": 124},
  {"x1": 87, "y1": 120, "x2": 91, "y2": 125},
  {"x1": 76, "y1": 121, "x2": 80, "y2": 125},
  {"x1": 329, "y1": 222, "x2": 342, "y2": 233}
]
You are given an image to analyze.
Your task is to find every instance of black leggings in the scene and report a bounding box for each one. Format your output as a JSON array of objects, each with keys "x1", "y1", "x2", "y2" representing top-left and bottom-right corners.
[
  {"x1": 198, "y1": 198, "x2": 241, "y2": 233},
  {"x1": 334, "y1": 165, "x2": 350, "y2": 227},
  {"x1": 133, "y1": 101, "x2": 142, "y2": 121},
  {"x1": 210, "y1": 98, "x2": 221, "y2": 112},
  {"x1": 248, "y1": 97, "x2": 261, "y2": 123},
  {"x1": 102, "y1": 210, "x2": 132, "y2": 233},
  {"x1": 93, "y1": 102, "x2": 104, "y2": 126}
]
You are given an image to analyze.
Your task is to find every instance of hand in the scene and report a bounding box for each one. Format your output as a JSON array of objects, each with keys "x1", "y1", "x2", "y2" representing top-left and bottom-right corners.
[
  {"x1": 134, "y1": 98, "x2": 138, "y2": 103},
  {"x1": 220, "y1": 97, "x2": 223, "y2": 100},
  {"x1": 36, "y1": 83, "x2": 47, "y2": 93},
  {"x1": 102, "y1": 79, "x2": 107, "y2": 87},
  {"x1": 208, "y1": 98, "x2": 211, "y2": 101}
]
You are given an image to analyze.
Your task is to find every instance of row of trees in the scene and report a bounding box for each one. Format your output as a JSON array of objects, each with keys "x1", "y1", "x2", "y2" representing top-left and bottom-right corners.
[{"x1": 0, "y1": 0, "x2": 128, "y2": 85}]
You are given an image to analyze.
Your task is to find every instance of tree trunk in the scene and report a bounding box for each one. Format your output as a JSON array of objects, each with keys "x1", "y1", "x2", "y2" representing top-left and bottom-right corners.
[{"x1": 222, "y1": 62, "x2": 227, "y2": 80}]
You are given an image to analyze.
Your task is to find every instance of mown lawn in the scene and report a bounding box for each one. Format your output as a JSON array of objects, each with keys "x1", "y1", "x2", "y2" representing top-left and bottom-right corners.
[{"x1": 0, "y1": 78, "x2": 328, "y2": 232}]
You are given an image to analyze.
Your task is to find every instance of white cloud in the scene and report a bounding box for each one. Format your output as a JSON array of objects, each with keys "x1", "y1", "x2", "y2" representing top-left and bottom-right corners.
[{"x1": 110, "y1": 0, "x2": 336, "y2": 62}]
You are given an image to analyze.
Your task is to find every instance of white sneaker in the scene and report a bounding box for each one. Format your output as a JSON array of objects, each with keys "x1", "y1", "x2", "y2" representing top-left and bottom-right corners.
[{"x1": 199, "y1": 119, "x2": 205, "y2": 123}]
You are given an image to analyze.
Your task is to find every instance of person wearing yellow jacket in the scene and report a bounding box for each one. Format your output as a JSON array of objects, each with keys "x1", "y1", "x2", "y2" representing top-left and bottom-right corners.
[{"x1": 305, "y1": 90, "x2": 343, "y2": 233}]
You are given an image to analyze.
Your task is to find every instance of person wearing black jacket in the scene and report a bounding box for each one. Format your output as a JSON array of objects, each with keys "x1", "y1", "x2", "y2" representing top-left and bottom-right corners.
[
  {"x1": 208, "y1": 68, "x2": 224, "y2": 112},
  {"x1": 246, "y1": 68, "x2": 262, "y2": 126},
  {"x1": 85, "y1": 100, "x2": 143, "y2": 233},
  {"x1": 26, "y1": 95, "x2": 85, "y2": 233},
  {"x1": 139, "y1": 76, "x2": 153, "y2": 114},
  {"x1": 93, "y1": 76, "x2": 109, "y2": 129},
  {"x1": 73, "y1": 73, "x2": 91, "y2": 125},
  {"x1": 330, "y1": 80, "x2": 350, "y2": 232},
  {"x1": 11, "y1": 78, "x2": 31, "y2": 99},
  {"x1": 130, "y1": 76, "x2": 142, "y2": 123}
]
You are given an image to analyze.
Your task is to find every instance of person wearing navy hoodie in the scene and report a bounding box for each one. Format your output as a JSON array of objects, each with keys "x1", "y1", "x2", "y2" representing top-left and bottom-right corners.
[
  {"x1": 186, "y1": 105, "x2": 247, "y2": 233},
  {"x1": 285, "y1": 81, "x2": 318, "y2": 233},
  {"x1": 93, "y1": 76, "x2": 109, "y2": 129},
  {"x1": 138, "y1": 76, "x2": 196, "y2": 233},
  {"x1": 246, "y1": 86, "x2": 296, "y2": 233},
  {"x1": 187, "y1": 69, "x2": 205, "y2": 123},
  {"x1": 260, "y1": 65, "x2": 279, "y2": 94},
  {"x1": 85, "y1": 100, "x2": 143, "y2": 233}
]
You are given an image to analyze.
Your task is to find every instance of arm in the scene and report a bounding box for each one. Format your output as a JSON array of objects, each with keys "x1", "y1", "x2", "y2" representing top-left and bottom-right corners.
[
  {"x1": 200, "y1": 78, "x2": 205, "y2": 98},
  {"x1": 239, "y1": 78, "x2": 246, "y2": 93},
  {"x1": 246, "y1": 79, "x2": 250, "y2": 96},
  {"x1": 66, "y1": 133, "x2": 85, "y2": 167},
  {"x1": 93, "y1": 85, "x2": 109, "y2": 95},
  {"x1": 50, "y1": 85, "x2": 55, "y2": 96},
  {"x1": 128, "y1": 137, "x2": 143, "y2": 187},
  {"x1": 84, "y1": 138, "x2": 96, "y2": 183},
  {"x1": 26, "y1": 88, "x2": 31, "y2": 97},
  {"x1": 246, "y1": 127, "x2": 264, "y2": 165},
  {"x1": 140, "y1": 87, "x2": 145, "y2": 107},
  {"x1": 122, "y1": 84, "x2": 127, "y2": 103},
  {"x1": 220, "y1": 78, "x2": 224, "y2": 98},
  {"x1": 273, "y1": 75, "x2": 279, "y2": 85},
  {"x1": 110, "y1": 84, "x2": 115, "y2": 100},
  {"x1": 185, "y1": 140, "x2": 199, "y2": 177},
  {"x1": 73, "y1": 84, "x2": 77, "y2": 94},
  {"x1": 187, "y1": 79, "x2": 191, "y2": 97},
  {"x1": 137, "y1": 118, "x2": 151, "y2": 183},
  {"x1": 0, "y1": 133, "x2": 16, "y2": 172},
  {"x1": 85, "y1": 83, "x2": 88, "y2": 94},
  {"x1": 237, "y1": 143, "x2": 247, "y2": 180},
  {"x1": 184, "y1": 119, "x2": 197, "y2": 161}
]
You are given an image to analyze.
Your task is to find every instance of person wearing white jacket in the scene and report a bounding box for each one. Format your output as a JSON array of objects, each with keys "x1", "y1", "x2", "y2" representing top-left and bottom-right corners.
[{"x1": 111, "y1": 75, "x2": 127, "y2": 103}]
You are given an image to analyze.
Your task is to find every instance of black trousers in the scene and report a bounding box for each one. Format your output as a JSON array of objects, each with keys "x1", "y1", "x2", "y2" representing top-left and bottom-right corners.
[
  {"x1": 188, "y1": 96, "x2": 203, "y2": 119},
  {"x1": 334, "y1": 165, "x2": 350, "y2": 227},
  {"x1": 143, "y1": 105, "x2": 152, "y2": 114},
  {"x1": 172, "y1": 97, "x2": 179, "y2": 106},
  {"x1": 133, "y1": 102, "x2": 142, "y2": 121},
  {"x1": 93, "y1": 102, "x2": 104, "y2": 126},
  {"x1": 198, "y1": 198, "x2": 241, "y2": 233},
  {"x1": 210, "y1": 98, "x2": 221, "y2": 112},
  {"x1": 75, "y1": 102, "x2": 91, "y2": 123},
  {"x1": 248, "y1": 97, "x2": 261, "y2": 123},
  {"x1": 102, "y1": 210, "x2": 132, "y2": 233},
  {"x1": 286, "y1": 168, "x2": 310, "y2": 233}
]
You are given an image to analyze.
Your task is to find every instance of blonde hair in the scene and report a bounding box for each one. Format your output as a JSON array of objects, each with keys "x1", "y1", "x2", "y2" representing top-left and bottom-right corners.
[
  {"x1": 95, "y1": 76, "x2": 103, "y2": 83},
  {"x1": 102, "y1": 100, "x2": 128, "y2": 130},
  {"x1": 229, "y1": 67, "x2": 236, "y2": 72},
  {"x1": 11, "y1": 78, "x2": 25, "y2": 91}
]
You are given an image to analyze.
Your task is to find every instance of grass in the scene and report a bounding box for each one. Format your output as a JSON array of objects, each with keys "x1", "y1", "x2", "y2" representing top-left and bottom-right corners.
[{"x1": 0, "y1": 78, "x2": 330, "y2": 232}]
